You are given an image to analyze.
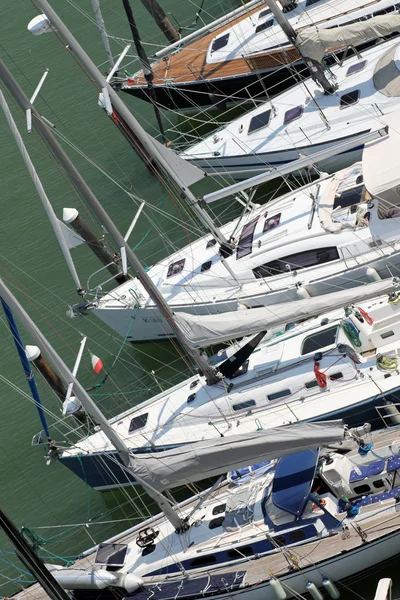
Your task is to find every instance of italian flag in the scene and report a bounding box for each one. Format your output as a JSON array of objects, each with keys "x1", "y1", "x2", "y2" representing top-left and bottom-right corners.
[{"x1": 90, "y1": 352, "x2": 104, "y2": 374}]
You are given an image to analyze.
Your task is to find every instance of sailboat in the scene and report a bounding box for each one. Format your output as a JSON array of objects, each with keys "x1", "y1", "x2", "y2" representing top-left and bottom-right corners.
[
  {"x1": 2, "y1": 271, "x2": 400, "y2": 600},
  {"x1": 117, "y1": 0, "x2": 400, "y2": 110},
  {"x1": 182, "y1": 22, "x2": 400, "y2": 178}
]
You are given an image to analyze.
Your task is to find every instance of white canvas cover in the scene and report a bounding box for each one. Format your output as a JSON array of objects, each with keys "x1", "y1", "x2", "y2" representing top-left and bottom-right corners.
[
  {"x1": 174, "y1": 279, "x2": 396, "y2": 347},
  {"x1": 297, "y1": 15, "x2": 400, "y2": 62},
  {"x1": 129, "y1": 421, "x2": 345, "y2": 491},
  {"x1": 363, "y1": 110, "x2": 400, "y2": 196}
]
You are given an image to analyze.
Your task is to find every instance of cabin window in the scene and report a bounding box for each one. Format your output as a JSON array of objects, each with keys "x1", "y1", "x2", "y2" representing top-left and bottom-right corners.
[
  {"x1": 255, "y1": 18, "x2": 274, "y2": 34},
  {"x1": 232, "y1": 399, "x2": 256, "y2": 411},
  {"x1": 201, "y1": 260, "x2": 212, "y2": 272},
  {"x1": 305, "y1": 380, "x2": 319, "y2": 389},
  {"x1": 142, "y1": 544, "x2": 156, "y2": 557},
  {"x1": 187, "y1": 393, "x2": 197, "y2": 404},
  {"x1": 340, "y1": 90, "x2": 360, "y2": 108},
  {"x1": 209, "y1": 517, "x2": 225, "y2": 529},
  {"x1": 227, "y1": 546, "x2": 253, "y2": 560},
  {"x1": 167, "y1": 258, "x2": 185, "y2": 278},
  {"x1": 190, "y1": 555, "x2": 217, "y2": 568},
  {"x1": 190, "y1": 379, "x2": 199, "y2": 389},
  {"x1": 264, "y1": 213, "x2": 281, "y2": 233},
  {"x1": 333, "y1": 185, "x2": 364, "y2": 210},
  {"x1": 289, "y1": 530, "x2": 306, "y2": 543},
  {"x1": 346, "y1": 61, "x2": 367, "y2": 76},
  {"x1": 206, "y1": 238, "x2": 217, "y2": 248},
  {"x1": 373, "y1": 479, "x2": 385, "y2": 489},
  {"x1": 306, "y1": 0, "x2": 321, "y2": 6},
  {"x1": 259, "y1": 8, "x2": 271, "y2": 18},
  {"x1": 272, "y1": 536, "x2": 286, "y2": 547},
  {"x1": 268, "y1": 389, "x2": 291, "y2": 402},
  {"x1": 211, "y1": 33, "x2": 230, "y2": 53},
  {"x1": 353, "y1": 484, "x2": 370, "y2": 495},
  {"x1": 128, "y1": 413, "x2": 148, "y2": 433},
  {"x1": 231, "y1": 359, "x2": 250, "y2": 379},
  {"x1": 253, "y1": 247, "x2": 339, "y2": 279},
  {"x1": 329, "y1": 372, "x2": 343, "y2": 381},
  {"x1": 381, "y1": 330, "x2": 395, "y2": 339},
  {"x1": 284, "y1": 106, "x2": 303, "y2": 125},
  {"x1": 301, "y1": 326, "x2": 338, "y2": 355},
  {"x1": 248, "y1": 110, "x2": 272, "y2": 134},
  {"x1": 212, "y1": 504, "x2": 226, "y2": 515},
  {"x1": 237, "y1": 217, "x2": 259, "y2": 259}
]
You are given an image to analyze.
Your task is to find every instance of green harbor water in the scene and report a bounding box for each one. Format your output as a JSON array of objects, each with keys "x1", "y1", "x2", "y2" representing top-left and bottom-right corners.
[{"x1": 0, "y1": 1, "x2": 396, "y2": 597}]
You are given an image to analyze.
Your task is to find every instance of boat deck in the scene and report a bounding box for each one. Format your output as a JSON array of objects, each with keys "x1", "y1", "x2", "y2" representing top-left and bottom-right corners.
[
  {"x1": 124, "y1": 3, "x2": 299, "y2": 89},
  {"x1": 11, "y1": 426, "x2": 400, "y2": 600}
]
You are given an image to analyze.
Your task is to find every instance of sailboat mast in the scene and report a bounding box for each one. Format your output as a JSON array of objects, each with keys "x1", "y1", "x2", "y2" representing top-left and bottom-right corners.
[
  {"x1": 0, "y1": 276, "x2": 186, "y2": 530},
  {"x1": 0, "y1": 506, "x2": 71, "y2": 600},
  {"x1": 32, "y1": 0, "x2": 229, "y2": 248},
  {"x1": 0, "y1": 58, "x2": 218, "y2": 384},
  {"x1": 262, "y1": 0, "x2": 336, "y2": 93}
]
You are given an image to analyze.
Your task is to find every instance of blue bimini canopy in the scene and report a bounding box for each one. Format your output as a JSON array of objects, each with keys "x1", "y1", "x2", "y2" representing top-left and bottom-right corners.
[{"x1": 272, "y1": 448, "x2": 319, "y2": 518}]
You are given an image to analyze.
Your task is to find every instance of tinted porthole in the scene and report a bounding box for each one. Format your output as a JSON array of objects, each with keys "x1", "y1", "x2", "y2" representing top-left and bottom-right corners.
[
  {"x1": 212, "y1": 504, "x2": 226, "y2": 515},
  {"x1": 142, "y1": 544, "x2": 156, "y2": 557},
  {"x1": 201, "y1": 261, "x2": 212, "y2": 272},
  {"x1": 255, "y1": 19, "x2": 274, "y2": 34},
  {"x1": 248, "y1": 110, "x2": 272, "y2": 134},
  {"x1": 340, "y1": 90, "x2": 360, "y2": 108},
  {"x1": 129, "y1": 413, "x2": 148, "y2": 433},
  {"x1": 346, "y1": 61, "x2": 367, "y2": 76},
  {"x1": 209, "y1": 517, "x2": 225, "y2": 529},
  {"x1": 301, "y1": 326, "x2": 338, "y2": 355},
  {"x1": 237, "y1": 217, "x2": 259, "y2": 259},
  {"x1": 189, "y1": 555, "x2": 217, "y2": 568},
  {"x1": 373, "y1": 479, "x2": 385, "y2": 489},
  {"x1": 305, "y1": 380, "x2": 319, "y2": 389},
  {"x1": 167, "y1": 258, "x2": 185, "y2": 278},
  {"x1": 354, "y1": 484, "x2": 370, "y2": 494},
  {"x1": 264, "y1": 213, "x2": 281, "y2": 233},
  {"x1": 259, "y1": 8, "x2": 271, "y2": 18},
  {"x1": 284, "y1": 106, "x2": 303, "y2": 125},
  {"x1": 227, "y1": 546, "x2": 253, "y2": 560},
  {"x1": 273, "y1": 536, "x2": 286, "y2": 547},
  {"x1": 381, "y1": 331, "x2": 394, "y2": 339},
  {"x1": 187, "y1": 393, "x2": 197, "y2": 404},
  {"x1": 329, "y1": 372, "x2": 343, "y2": 381},
  {"x1": 268, "y1": 389, "x2": 291, "y2": 402},
  {"x1": 211, "y1": 33, "x2": 230, "y2": 53},
  {"x1": 190, "y1": 380, "x2": 199, "y2": 389},
  {"x1": 206, "y1": 239, "x2": 217, "y2": 248},
  {"x1": 289, "y1": 530, "x2": 306, "y2": 543},
  {"x1": 232, "y1": 399, "x2": 256, "y2": 411}
]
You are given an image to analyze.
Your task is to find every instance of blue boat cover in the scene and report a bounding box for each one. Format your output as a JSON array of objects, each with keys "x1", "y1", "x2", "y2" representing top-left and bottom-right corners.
[
  {"x1": 272, "y1": 449, "x2": 319, "y2": 517},
  {"x1": 124, "y1": 571, "x2": 246, "y2": 600}
]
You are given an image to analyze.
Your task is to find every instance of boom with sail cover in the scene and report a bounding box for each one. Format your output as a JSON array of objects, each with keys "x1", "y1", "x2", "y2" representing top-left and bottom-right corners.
[
  {"x1": 175, "y1": 279, "x2": 398, "y2": 348},
  {"x1": 297, "y1": 14, "x2": 400, "y2": 63},
  {"x1": 125, "y1": 421, "x2": 345, "y2": 491}
]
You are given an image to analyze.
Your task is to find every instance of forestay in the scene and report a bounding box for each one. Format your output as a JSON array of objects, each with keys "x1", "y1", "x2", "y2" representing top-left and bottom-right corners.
[
  {"x1": 174, "y1": 280, "x2": 397, "y2": 347},
  {"x1": 128, "y1": 421, "x2": 345, "y2": 491},
  {"x1": 297, "y1": 14, "x2": 400, "y2": 62}
]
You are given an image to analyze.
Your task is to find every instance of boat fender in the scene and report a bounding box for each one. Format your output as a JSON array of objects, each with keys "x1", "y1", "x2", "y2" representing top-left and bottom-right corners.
[
  {"x1": 269, "y1": 576, "x2": 287, "y2": 600},
  {"x1": 322, "y1": 578, "x2": 340, "y2": 599},
  {"x1": 45, "y1": 566, "x2": 117, "y2": 590},
  {"x1": 306, "y1": 581, "x2": 324, "y2": 600},
  {"x1": 116, "y1": 573, "x2": 144, "y2": 592}
]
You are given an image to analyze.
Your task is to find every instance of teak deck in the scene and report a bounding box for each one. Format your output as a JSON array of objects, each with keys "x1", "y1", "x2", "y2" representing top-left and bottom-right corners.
[
  {"x1": 11, "y1": 427, "x2": 400, "y2": 600},
  {"x1": 125, "y1": 0, "x2": 383, "y2": 89}
]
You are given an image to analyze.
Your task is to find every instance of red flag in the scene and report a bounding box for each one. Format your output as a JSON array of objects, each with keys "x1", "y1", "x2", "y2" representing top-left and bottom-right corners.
[{"x1": 90, "y1": 353, "x2": 103, "y2": 374}]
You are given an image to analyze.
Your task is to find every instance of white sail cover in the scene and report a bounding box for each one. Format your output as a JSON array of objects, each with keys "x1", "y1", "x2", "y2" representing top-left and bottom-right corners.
[
  {"x1": 175, "y1": 279, "x2": 396, "y2": 348},
  {"x1": 130, "y1": 421, "x2": 345, "y2": 491},
  {"x1": 363, "y1": 110, "x2": 400, "y2": 196},
  {"x1": 297, "y1": 15, "x2": 400, "y2": 63}
]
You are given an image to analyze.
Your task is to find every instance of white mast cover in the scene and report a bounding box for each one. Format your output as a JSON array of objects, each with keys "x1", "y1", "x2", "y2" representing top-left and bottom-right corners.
[
  {"x1": 174, "y1": 280, "x2": 396, "y2": 347},
  {"x1": 129, "y1": 421, "x2": 345, "y2": 491},
  {"x1": 297, "y1": 15, "x2": 400, "y2": 62}
]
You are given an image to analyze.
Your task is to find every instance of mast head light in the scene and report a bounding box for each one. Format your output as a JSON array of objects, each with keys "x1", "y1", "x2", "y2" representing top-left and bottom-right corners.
[{"x1": 27, "y1": 14, "x2": 53, "y2": 35}]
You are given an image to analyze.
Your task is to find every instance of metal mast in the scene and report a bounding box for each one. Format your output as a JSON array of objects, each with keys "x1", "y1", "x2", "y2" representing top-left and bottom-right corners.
[
  {"x1": 0, "y1": 60, "x2": 218, "y2": 384},
  {"x1": 32, "y1": 0, "x2": 229, "y2": 247},
  {"x1": 262, "y1": 0, "x2": 337, "y2": 94}
]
